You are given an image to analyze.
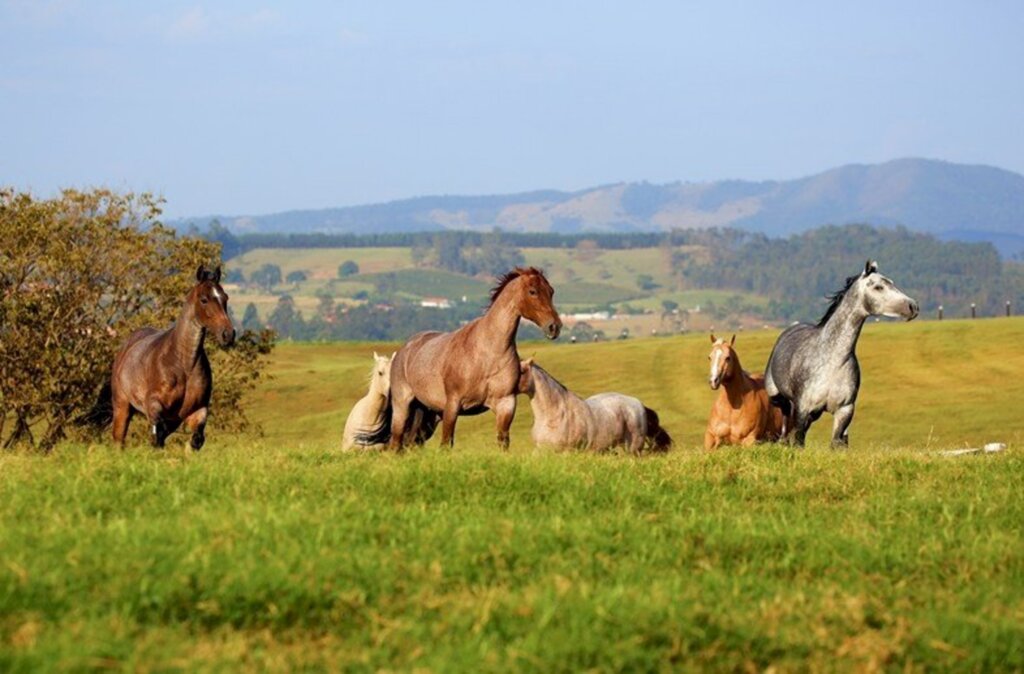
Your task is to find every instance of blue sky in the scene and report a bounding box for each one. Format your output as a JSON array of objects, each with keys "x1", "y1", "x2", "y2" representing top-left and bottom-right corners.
[{"x1": 2, "y1": 1, "x2": 1023, "y2": 218}]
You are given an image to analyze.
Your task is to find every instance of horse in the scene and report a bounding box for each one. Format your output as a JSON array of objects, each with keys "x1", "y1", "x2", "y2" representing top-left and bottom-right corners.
[
  {"x1": 764, "y1": 260, "x2": 918, "y2": 448},
  {"x1": 357, "y1": 267, "x2": 562, "y2": 450},
  {"x1": 704, "y1": 334, "x2": 784, "y2": 450},
  {"x1": 107, "y1": 266, "x2": 236, "y2": 449},
  {"x1": 517, "y1": 358, "x2": 672, "y2": 454},
  {"x1": 341, "y1": 352, "x2": 393, "y2": 451}
]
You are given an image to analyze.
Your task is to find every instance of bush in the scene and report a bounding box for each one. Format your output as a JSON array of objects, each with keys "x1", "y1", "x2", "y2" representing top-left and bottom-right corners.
[
  {"x1": 338, "y1": 260, "x2": 359, "y2": 277},
  {"x1": 0, "y1": 188, "x2": 274, "y2": 449}
]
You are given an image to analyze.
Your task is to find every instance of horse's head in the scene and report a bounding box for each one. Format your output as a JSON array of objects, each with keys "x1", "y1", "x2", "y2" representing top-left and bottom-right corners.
[
  {"x1": 492, "y1": 267, "x2": 562, "y2": 339},
  {"x1": 191, "y1": 265, "x2": 236, "y2": 346},
  {"x1": 708, "y1": 334, "x2": 737, "y2": 390},
  {"x1": 854, "y1": 260, "x2": 919, "y2": 321},
  {"x1": 370, "y1": 351, "x2": 393, "y2": 396},
  {"x1": 517, "y1": 358, "x2": 536, "y2": 395}
]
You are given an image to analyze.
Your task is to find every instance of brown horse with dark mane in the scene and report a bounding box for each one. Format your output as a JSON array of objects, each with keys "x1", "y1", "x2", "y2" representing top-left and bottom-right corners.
[
  {"x1": 704, "y1": 334, "x2": 784, "y2": 450},
  {"x1": 358, "y1": 267, "x2": 562, "y2": 450},
  {"x1": 107, "y1": 266, "x2": 235, "y2": 449}
]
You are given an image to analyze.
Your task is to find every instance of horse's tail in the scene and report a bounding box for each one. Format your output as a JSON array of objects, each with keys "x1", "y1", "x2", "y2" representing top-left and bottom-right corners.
[
  {"x1": 354, "y1": 393, "x2": 393, "y2": 447},
  {"x1": 643, "y1": 406, "x2": 673, "y2": 452},
  {"x1": 76, "y1": 381, "x2": 114, "y2": 429}
]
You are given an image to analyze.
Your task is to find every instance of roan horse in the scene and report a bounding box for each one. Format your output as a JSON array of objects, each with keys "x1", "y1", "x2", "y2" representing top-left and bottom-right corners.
[
  {"x1": 764, "y1": 260, "x2": 918, "y2": 447},
  {"x1": 107, "y1": 266, "x2": 235, "y2": 449},
  {"x1": 359, "y1": 267, "x2": 562, "y2": 450},
  {"x1": 704, "y1": 334, "x2": 784, "y2": 450},
  {"x1": 518, "y1": 359, "x2": 672, "y2": 454}
]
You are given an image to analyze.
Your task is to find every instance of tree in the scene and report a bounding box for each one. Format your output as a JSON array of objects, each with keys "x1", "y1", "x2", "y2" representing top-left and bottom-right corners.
[
  {"x1": 241, "y1": 302, "x2": 262, "y2": 332},
  {"x1": 0, "y1": 188, "x2": 274, "y2": 449},
  {"x1": 250, "y1": 263, "x2": 282, "y2": 291},
  {"x1": 224, "y1": 268, "x2": 245, "y2": 284},
  {"x1": 338, "y1": 260, "x2": 359, "y2": 278},
  {"x1": 203, "y1": 219, "x2": 242, "y2": 260},
  {"x1": 661, "y1": 299, "x2": 679, "y2": 313},
  {"x1": 636, "y1": 274, "x2": 659, "y2": 291},
  {"x1": 267, "y1": 295, "x2": 305, "y2": 339},
  {"x1": 285, "y1": 270, "x2": 307, "y2": 284}
]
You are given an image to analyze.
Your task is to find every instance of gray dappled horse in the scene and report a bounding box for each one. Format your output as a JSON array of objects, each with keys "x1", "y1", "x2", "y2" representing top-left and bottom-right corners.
[{"x1": 764, "y1": 260, "x2": 918, "y2": 448}]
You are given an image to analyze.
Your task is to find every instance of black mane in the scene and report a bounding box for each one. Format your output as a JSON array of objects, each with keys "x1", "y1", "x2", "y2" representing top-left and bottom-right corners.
[{"x1": 816, "y1": 272, "x2": 861, "y2": 327}]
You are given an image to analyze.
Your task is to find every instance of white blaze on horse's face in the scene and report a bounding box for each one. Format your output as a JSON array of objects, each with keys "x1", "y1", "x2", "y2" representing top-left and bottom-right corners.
[
  {"x1": 860, "y1": 271, "x2": 919, "y2": 320},
  {"x1": 708, "y1": 342, "x2": 727, "y2": 390}
]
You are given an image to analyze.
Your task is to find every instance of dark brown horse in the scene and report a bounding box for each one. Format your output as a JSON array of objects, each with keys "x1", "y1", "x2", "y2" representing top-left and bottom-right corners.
[
  {"x1": 109, "y1": 266, "x2": 235, "y2": 449},
  {"x1": 359, "y1": 267, "x2": 562, "y2": 450}
]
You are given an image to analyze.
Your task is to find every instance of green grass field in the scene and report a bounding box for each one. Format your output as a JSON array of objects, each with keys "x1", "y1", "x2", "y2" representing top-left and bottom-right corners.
[{"x1": 2, "y1": 318, "x2": 1023, "y2": 671}]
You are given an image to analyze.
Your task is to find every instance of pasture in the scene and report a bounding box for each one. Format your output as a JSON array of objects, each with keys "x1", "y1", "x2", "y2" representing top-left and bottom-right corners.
[{"x1": 2, "y1": 318, "x2": 1023, "y2": 671}]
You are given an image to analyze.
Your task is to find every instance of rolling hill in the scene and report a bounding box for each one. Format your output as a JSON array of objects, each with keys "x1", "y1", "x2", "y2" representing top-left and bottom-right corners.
[{"x1": 179, "y1": 158, "x2": 1024, "y2": 256}]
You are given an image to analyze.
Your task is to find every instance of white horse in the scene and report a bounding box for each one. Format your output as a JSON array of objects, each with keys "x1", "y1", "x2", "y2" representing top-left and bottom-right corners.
[
  {"x1": 516, "y1": 359, "x2": 672, "y2": 454},
  {"x1": 342, "y1": 352, "x2": 393, "y2": 451}
]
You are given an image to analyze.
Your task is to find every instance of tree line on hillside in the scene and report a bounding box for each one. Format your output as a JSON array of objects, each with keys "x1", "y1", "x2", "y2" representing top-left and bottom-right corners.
[
  {"x1": 675, "y1": 224, "x2": 1023, "y2": 321},
  {"x1": 196, "y1": 222, "x2": 723, "y2": 260},
  {"x1": 238, "y1": 294, "x2": 550, "y2": 342}
]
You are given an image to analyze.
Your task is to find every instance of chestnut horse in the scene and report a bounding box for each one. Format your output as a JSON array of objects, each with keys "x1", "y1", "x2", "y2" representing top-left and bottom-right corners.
[
  {"x1": 359, "y1": 267, "x2": 562, "y2": 450},
  {"x1": 704, "y1": 334, "x2": 784, "y2": 450},
  {"x1": 109, "y1": 266, "x2": 235, "y2": 449}
]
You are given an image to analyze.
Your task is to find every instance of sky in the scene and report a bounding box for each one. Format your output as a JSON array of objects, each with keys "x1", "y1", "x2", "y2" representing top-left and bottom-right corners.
[{"x1": 2, "y1": 1, "x2": 1023, "y2": 219}]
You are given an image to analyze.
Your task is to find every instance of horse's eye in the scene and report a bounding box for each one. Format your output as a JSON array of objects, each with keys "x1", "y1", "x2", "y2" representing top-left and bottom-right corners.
[
  {"x1": 200, "y1": 297, "x2": 209, "y2": 304},
  {"x1": 529, "y1": 289, "x2": 538, "y2": 296},
  {"x1": 874, "y1": 285, "x2": 884, "y2": 292}
]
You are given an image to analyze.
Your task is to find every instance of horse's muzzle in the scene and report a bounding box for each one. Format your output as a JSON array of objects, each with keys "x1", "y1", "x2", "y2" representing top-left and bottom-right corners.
[
  {"x1": 545, "y1": 321, "x2": 562, "y2": 340},
  {"x1": 709, "y1": 378, "x2": 721, "y2": 390},
  {"x1": 219, "y1": 328, "x2": 236, "y2": 346},
  {"x1": 905, "y1": 300, "x2": 920, "y2": 321}
]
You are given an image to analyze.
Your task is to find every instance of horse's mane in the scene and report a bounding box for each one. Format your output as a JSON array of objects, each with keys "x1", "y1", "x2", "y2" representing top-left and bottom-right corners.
[
  {"x1": 817, "y1": 272, "x2": 862, "y2": 327},
  {"x1": 530, "y1": 362, "x2": 568, "y2": 395},
  {"x1": 489, "y1": 267, "x2": 547, "y2": 305}
]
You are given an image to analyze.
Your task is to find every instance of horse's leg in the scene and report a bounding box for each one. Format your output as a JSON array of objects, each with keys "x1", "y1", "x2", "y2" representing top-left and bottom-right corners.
[
  {"x1": 704, "y1": 428, "x2": 719, "y2": 451},
  {"x1": 831, "y1": 404, "x2": 855, "y2": 449},
  {"x1": 111, "y1": 398, "x2": 132, "y2": 447},
  {"x1": 145, "y1": 399, "x2": 167, "y2": 448},
  {"x1": 387, "y1": 392, "x2": 412, "y2": 451},
  {"x1": 792, "y1": 408, "x2": 812, "y2": 448},
  {"x1": 439, "y1": 398, "x2": 460, "y2": 448},
  {"x1": 185, "y1": 407, "x2": 208, "y2": 451},
  {"x1": 492, "y1": 395, "x2": 516, "y2": 451}
]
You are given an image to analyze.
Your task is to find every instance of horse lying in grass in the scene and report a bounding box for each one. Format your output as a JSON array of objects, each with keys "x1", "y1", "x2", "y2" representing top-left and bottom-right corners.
[
  {"x1": 358, "y1": 267, "x2": 562, "y2": 450},
  {"x1": 342, "y1": 352, "x2": 439, "y2": 451},
  {"x1": 704, "y1": 334, "x2": 784, "y2": 450},
  {"x1": 342, "y1": 352, "x2": 392, "y2": 451},
  {"x1": 517, "y1": 358, "x2": 672, "y2": 454},
  {"x1": 93, "y1": 266, "x2": 236, "y2": 449},
  {"x1": 765, "y1": 260, "x2": 919, "y2": 448}
]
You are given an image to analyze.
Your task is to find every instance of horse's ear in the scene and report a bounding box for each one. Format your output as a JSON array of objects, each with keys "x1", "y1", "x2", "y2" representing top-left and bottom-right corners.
[
  {"x1": 520, "y1": 358, "x2": 534, "y2": 371},
  {"x1": 730, "y1": 334, "x2": 736, "y2": 346},
  {"x1": 373, "y1": 351, "x2": 379, "y2": 359},
  {"x1": 196, "y1": 265, "x2": 207, "y2": 282},
  {"x1": 211, "y1": 266, "x2": 222, "y2": 283},
  {"x1": 390, "y1": 352, "x2": 396, "y2": 361},
  {"x1": 709, "y1": 333, "x2": 716, "y2": 344},
  {"x1": 864, "y1": 259, "x2": 878, "y2": 276}
]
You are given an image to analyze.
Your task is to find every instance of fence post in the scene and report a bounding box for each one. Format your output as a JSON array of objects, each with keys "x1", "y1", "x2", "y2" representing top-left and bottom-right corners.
[
  {"x1": 1007, "y1": 300, "x2": 1012, "y2": 318},
  {"x1": 938, "y1": 305, "x2": 943, "y2": 321},
  {"x1": 971, "y1": 303, "x2": 977, "y2": 319}
]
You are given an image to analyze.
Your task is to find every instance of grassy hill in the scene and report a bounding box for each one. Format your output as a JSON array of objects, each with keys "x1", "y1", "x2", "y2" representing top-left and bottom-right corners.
[
  {"x1": 2, "y1": 318, "x2": 1022, "y2": 670},
  {"x1": 225, "y1": 244, "x2": 766, "y2": 332}
]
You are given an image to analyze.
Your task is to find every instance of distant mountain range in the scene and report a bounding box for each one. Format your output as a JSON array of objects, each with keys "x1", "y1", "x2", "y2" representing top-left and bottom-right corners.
[{"x1": 177, "y1": 158, "x2": 1024, "y2": 257}]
